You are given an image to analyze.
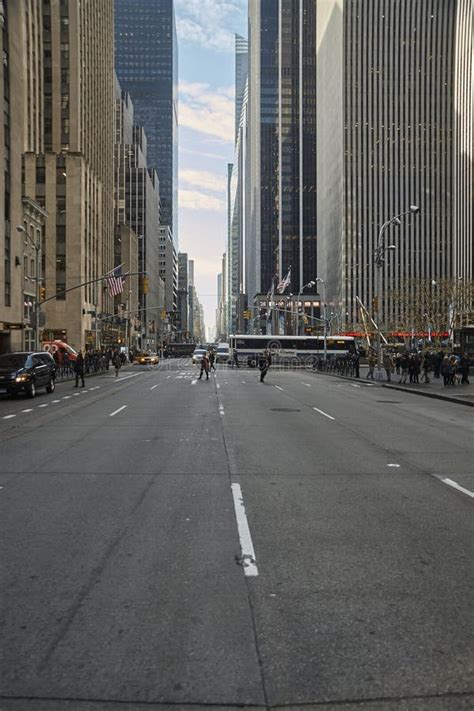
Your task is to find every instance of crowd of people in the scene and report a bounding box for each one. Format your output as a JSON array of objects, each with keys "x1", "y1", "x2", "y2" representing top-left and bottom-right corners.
[{"x1": 365, "y1": 349, "x2": 470, "y2": 386}]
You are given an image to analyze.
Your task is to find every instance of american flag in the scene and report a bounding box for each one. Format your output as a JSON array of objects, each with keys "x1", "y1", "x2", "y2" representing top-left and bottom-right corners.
[
  {"x1": 107, "y1": 265, "x2": 125, "y2": 297},
  {"x1": 277, "y1": 267, "x2": 291, "y2": 294}
]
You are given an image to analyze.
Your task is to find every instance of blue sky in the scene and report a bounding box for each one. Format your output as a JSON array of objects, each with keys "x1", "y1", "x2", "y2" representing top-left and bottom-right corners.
[{"x1": 175, "y1": 0, "x2": 247, "y2": 337}]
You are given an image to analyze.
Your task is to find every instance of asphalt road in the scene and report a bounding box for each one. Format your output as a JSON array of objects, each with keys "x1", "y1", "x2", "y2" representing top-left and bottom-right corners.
[{"x1": 1, "y1": 360, "x2": 473, "y2": 710}]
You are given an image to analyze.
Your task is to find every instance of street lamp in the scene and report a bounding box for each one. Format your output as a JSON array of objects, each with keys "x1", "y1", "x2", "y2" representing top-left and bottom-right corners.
[
  {"x1": 315, "y1": 277, "x2": 328, "y2": 361},
  {"x1": 17, "y1": 224, "x2": 42, "y2": 350},
  {"x1": 373, "y1": 205, "x2": 419, "y2": 379},
  {"x1": 296, "y1": 280, "x2": 315, "y2": 336}
]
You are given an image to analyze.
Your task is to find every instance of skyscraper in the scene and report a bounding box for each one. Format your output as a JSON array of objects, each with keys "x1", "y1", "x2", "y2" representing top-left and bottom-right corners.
[
  {"x1": 115, "y1": 0, "x2": 178, "y2": 245},
  {"x1": 247, "y1": 0, "x2": 317, "y2": 301},
  {"x1": 316, "y1": 0, "x2": 473, "y2": 330},
  {"x1": 235, "y1": 34, "x2": 248, "y2": 142}
]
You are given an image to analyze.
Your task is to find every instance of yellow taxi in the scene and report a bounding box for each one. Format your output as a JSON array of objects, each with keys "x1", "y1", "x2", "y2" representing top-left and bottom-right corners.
[{"x1": 134, "y1": 352, "x2": 159, "y2": 366}]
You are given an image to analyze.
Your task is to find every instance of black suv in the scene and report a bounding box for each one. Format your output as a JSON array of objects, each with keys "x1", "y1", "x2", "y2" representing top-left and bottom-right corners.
[{"x1": 0, "y1": 351, "x2": 56, "y2": 398}]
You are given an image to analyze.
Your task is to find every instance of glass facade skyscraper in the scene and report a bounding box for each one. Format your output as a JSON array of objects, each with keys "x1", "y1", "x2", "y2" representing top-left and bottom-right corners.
[
  {"x1": 248, "y1": 0, "x2": 317, "y2": 299},
  {"x1": 115, "y1": 0, "x2": 178, "y2": 246}
]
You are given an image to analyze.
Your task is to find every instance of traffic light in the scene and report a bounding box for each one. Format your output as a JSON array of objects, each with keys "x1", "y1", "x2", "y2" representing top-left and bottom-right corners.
[
  {"x1": 39, "y1": 286, "x2": 46, "y2": 301},
  {"x1": 142, "y1": 276, "x2": 149, "y2": 294},
  {"x1": 243, "y1": 309, "x2": 251, "y2": 320}
]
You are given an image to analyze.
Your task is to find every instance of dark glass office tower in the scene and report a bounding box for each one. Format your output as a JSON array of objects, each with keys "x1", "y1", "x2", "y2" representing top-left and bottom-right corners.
[
  {"x1": 248, "y1": 0, "x2": 317, "y2": 298},
  {"x1": 115, "y1": 0, "x2": 178, "y2": 246}
]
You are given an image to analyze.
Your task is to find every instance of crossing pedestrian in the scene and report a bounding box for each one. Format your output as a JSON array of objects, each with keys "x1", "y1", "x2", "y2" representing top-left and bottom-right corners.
[
  {"x1": 199, "y1": 352, "x2": 210, "y2": 380},
  {"x1": 73, "y1": 350, "x2": 85, "y2": 388},
  {"x1": 113, "y1": 351, "x2": 122, "y2": 378},
  {"x1": 258, "y1": 349, "x2": 271, "y2": 383},
  {"x1": 209, "y1": 349, "x2": 216, "y2": 371}
]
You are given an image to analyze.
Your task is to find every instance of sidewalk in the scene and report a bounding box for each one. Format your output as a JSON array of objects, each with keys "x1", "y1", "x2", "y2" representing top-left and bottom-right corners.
[{"x1": 321, "y1": 364, "x2": 474, "y2": 407}]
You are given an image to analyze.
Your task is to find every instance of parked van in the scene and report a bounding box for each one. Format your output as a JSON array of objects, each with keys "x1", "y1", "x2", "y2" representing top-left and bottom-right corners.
[{"x1": 42, "y1": 340, "x2": 78, "y2": 362}]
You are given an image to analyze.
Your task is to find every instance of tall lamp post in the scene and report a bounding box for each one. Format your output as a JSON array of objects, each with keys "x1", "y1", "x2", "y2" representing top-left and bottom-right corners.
[
  {"x1": 17, "y1": 225, "x2": 41, "y2": 350},
  {"x1": 296, "y1": 280, "x2": 316, "y2": 336},
  {"x1": 374, "y1": 205, "x2": 419, "y2": 379},
  {"x1": 315, "y1": 277, "x2": 328, "y2": 361}
]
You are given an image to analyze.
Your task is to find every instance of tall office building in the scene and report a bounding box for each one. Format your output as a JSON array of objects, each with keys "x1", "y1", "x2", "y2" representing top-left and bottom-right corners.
[
  {"x1": 247, "y1": 0, "x2": 317, "y2": 302},
  {"x1": 177, "y1": 252, "x2": 189, "y2": 339},
  {"x1": 20, "y1": 0, "x2": 115, "y2": 350},
  {"x1": 115, "y1": 0, "x2": 178, "y2": 246},
  {"x1": 317, "y1": 0, "x2": 473, "y2": 329},
  {"x1": 114, "y1": 78, "x2": 164, "y2": 349},
  {"x1": 235, "y1": 34, "x2": 248, "y2": 142}
]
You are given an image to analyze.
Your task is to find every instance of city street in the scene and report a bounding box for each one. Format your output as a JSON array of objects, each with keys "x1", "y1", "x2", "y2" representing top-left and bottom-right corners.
[{"x1": 1, "y1": 361, "x2": 473, "y2": 710}]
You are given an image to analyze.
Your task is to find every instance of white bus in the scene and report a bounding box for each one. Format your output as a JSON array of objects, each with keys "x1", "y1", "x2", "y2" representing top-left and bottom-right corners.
[{"x1": 229, "y1": 334, "x2": 357, "y2": 367}]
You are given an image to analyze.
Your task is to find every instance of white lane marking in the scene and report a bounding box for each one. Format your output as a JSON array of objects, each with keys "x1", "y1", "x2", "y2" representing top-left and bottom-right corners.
[
  {"x1": 150, "y1": 384, "x2": 159, "y2": 390},
  {"x1": 231, "y1": 483, "x2": 259, "y2": 577},
  {"x1": 22, "y1": 409, "x2": 33, "y2": 413},
  {"x1": 301, "y1": 383, "x2": 311, "y2": 387},
  {"x1": 217, "y1": 383, "x2": 221, "y2": 389},
  {"x1": 435, "y1": 476, "x2": 474, "y2": 500},
  {"x1": 115, "y1": 373, "x2": 142, "y2": 382},
  {"x1": 312, "y1": 406, "x2": 335, "y2": 421},
  {"x1": 275, "y1": 385, "x2": 284, "y2": 391},
  {"x1": 62, "y1": 396, "x2": 71, "y2": 400},
  {"x1": 351, "y1": 384, "x2": 360, "y2": 388},
  {"x1": 167, "y1": 375, "x2": 171, "y2": 379},
  {"x1": 191, "y1": 379, "x2": 197, "y2": 385},
  {"x1": 2, "y1": 414, "x2": 16, "y2": 419},
  {"x1": 37, "y1": 404, "x2": 49, "y2": 408},
  {"x1": 241, "y1": 381, "x2": 246, "y2": 384},
  {"x1": 109, "y1": 405, "x2": 127, "y2": 417},
  {"x1": 52, "y1": 400, "x2": 61, "y2": 404},
  {"x1": 219, "y1": 404, "x2": 225, "y2": 416},
  {"x1": 387, "y1": 463, "x2": 400, "y2": 468},
  {"x1": 73, "y1": 393, "x2": 80, "y2": 397}
]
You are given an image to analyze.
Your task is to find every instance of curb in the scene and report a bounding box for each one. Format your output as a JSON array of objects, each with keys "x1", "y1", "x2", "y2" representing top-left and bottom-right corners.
[
  {"x1": 312, "y1": 370, "x2": 474, "y2": 407},
  {"x1": 382, "y1": 383, "x2": 474, "y2": 407}
]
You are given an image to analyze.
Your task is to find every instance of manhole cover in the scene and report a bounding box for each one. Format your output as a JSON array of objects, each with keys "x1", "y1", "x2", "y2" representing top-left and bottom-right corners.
[
  {"x1": 376, "y1": 400, "x2": 402, "y2": 404},
  {"x1": 270, "y1": 408, "x2": 301, "y2": 412}
]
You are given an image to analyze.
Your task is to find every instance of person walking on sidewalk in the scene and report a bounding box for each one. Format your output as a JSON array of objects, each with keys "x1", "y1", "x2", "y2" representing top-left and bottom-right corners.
[
  {"x1": 383, "y1": 352, "x2": 394, "y2": 382},
  {"x1": 199, "y1": 352, "x2": 210, "y2": 380},
  {"x1": 399, "y1": 353, "x2": 410, "y2": 384},
  {"x1": 367, "y1": 350, "x2": 376, "y2": 379},
  {"x1": 73, "y1": 351, "x2": 85, "y2": 388},
  {"x1": 422, "y1": 352, "x2": 431, "y2": 383}
]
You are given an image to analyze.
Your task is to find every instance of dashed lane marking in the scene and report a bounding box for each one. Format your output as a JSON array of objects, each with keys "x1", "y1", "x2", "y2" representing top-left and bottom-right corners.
[
  {"x1": 22, "y1": 408, "x2": 33, "y2": 413},
  {"x1": 52, "y1": 400, "x2": 61, "y2": 403},
  {"x1": 312, "y1": 406, "x2": 335, "y2": 421},
  {"x1": 217, "y1": 384, "x2": 221, "y2": 389},
  {"x1": 191, "y1": 379, "x2": 197, "y2": 385},
  {"x1": 301, "y1": 383, "x2": 311, "y2": 387},
  {"x1": 109, "y1": 405, "x2": 127, "y2": 418},
  {"x1": 37, "y1": 404, "x2": 49, "y2": 408},
  {"x1": 150, "y1": 384, "x2": 159, "y2": 390},
  {"x1": 231, "y1": 483, "x2": 259, "y2": 577},
  {"x1": 434, "y1": 476, "x2": 474, "y2": 500},
  {"x1": 274, "y1": 385, "x2": 284, "y2": 391},
  {"x1": 2, "y1": 414, "x2": 16, "y2": 419},
  {"x1": 62, "y1": 396, "x2": 71, "y2": 400}
]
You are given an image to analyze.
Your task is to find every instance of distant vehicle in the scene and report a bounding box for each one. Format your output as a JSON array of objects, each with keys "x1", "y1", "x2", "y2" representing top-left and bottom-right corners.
[
  {"x1": 42, "y1": 340, "x2": 77, "y2": 361},
  {"x1": 229, "y1": 335, "x2": 357, "y2": 367},
  {"x1": 0, "y1": 351, "x2": 56, "y2": 398},
  {"x1": 192, "y1": 348, "x2": 207, "y2": 364},
  {"x1": 164, "y1": 343, "x2": 196, "y2": 358},
  {"x1": 134, "y1": 352, "x2": 159, "y2": 365},
  {"x1": 216, "y1": 342, "x2": 230, "y2": 363}
]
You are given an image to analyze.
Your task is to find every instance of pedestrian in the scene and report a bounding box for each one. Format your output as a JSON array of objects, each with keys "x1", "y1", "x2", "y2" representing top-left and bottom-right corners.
[
  {"x1": 74, "y1": 350, "x2": 85, "y2": 388},
  {"x1": 399, "y1": 353, "x2": 410, "y2": 384},
  {"x1": 383, "y1": 352, "x2": 394, "y2": 382},
  {"x1": 351, "y1": 351, "x2": 360, "y2": 378},
  {"x1": 258, "y1": 349, "x2": 271, "y2": 383},
  {"x1": 199, "y1": 352, "x2": 210, "y2": 380},
  {"x1": 459, "y1": 355, "x2": 470, "y2": 385},
  {"x1": 208, "y1": 349, "x2": 216, "y2": 371},
  {"x1": 441, "y1": 356, "x2": 452, "y2": 387},
  {"x1": 422, "y1": 352, "x2": 431, "y2": 383},
  {"x1": 233, "y1": 349, "x2": 239, "y2": 368},
  {"x1": 367, "y1": 350, "x2": 376, "y2": 379},
  {"x1": 113, "y1": 350, "x2": 122, "y2": 378}
]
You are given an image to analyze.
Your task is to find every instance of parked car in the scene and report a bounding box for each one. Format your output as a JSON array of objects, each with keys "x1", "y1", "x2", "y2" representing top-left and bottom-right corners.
[
  {"x1": 0, "y1": 351, "x2": 57, "y2": 398},
  {"x1": 216, "y1": 342, "x2": 230, "y2": 363},
  {"x1": 134, "y1": 352, "x2": 159, "y2": 365},
  {"x1": 192, "y1": 348, "x2": 207, "y2": 364}
]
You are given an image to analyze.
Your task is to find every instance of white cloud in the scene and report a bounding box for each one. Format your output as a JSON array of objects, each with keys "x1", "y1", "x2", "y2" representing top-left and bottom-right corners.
[
  {"x1": 175, "y1": 0, "x2": 246, "y2": 53},
  {"x1": 179, "y1": 80, "x2": 234, "y2": 144},
  {"x1": 180, "y1": 169, "x2": 225, "y2": 194},
  {"x1": 179, "y1": 189, "x2": 226, "y2": 212}
]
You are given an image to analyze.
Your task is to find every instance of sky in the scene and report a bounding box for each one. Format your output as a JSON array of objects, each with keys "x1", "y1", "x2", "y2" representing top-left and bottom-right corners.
[{"x1": 174, "y1": 0, "x2": 247, "y2": 338}]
